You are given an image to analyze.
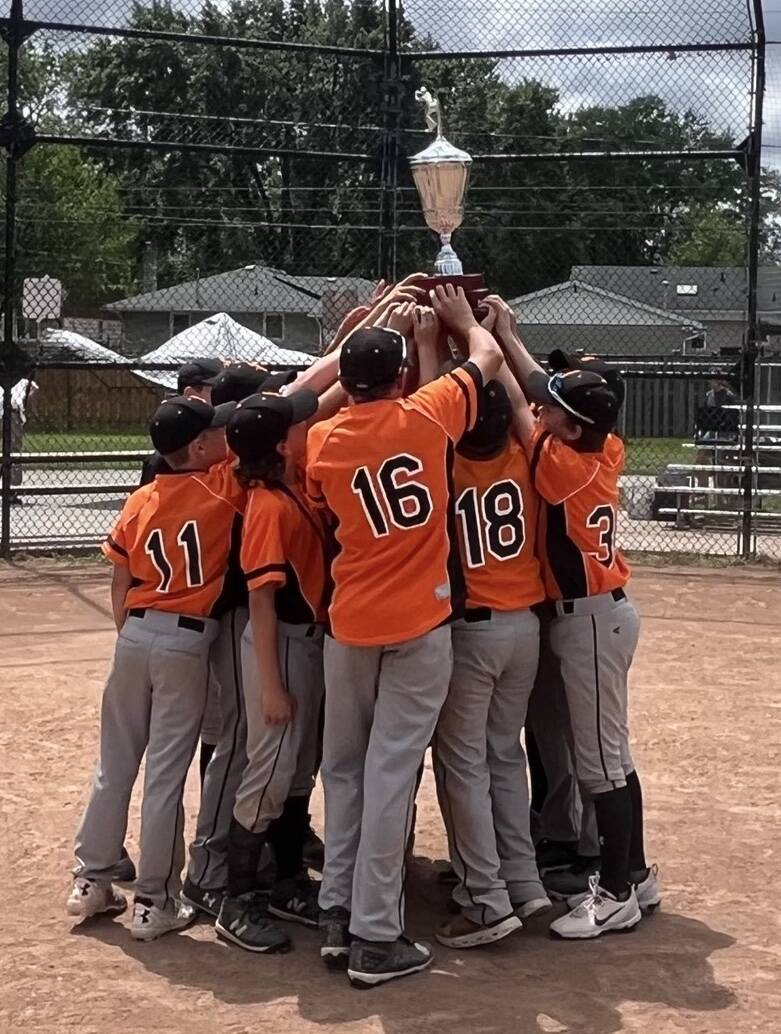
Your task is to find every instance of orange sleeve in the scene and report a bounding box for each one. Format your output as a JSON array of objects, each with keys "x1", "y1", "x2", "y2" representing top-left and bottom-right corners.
[
  {"x1": 240, "y1": 491, "x2": 288, "y2": 592},
  {"x1": 101, "y1": 504, "x2": 131, "y2": 566},
  {"x1": 528, "y1": 425, "x2": 600, "y2": 506},
  {"x1": 408, "y1": 362, "x2": 482, "y2": 440}
]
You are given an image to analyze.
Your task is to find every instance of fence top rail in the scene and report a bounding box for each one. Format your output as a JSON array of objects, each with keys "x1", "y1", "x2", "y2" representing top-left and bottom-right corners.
[{"x1": 12, "y1": 451, "x2": 149, "y2": 464}]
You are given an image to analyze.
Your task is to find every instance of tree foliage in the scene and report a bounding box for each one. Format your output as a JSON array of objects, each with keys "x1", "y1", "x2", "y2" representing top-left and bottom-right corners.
[{"x1": 4, "y1": 0, "x2": 774, "y2": 308}]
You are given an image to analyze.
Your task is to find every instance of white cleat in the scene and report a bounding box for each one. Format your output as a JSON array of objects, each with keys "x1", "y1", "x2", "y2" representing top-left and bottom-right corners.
[
  {"x1": 131, "y1": 900, "x2": 197, "y2": 942},
  {"x1": 568, "y1": 865, "x2": 661, "y2": 913},
  {"x1": 634, "y1": 864, "x2": 662, "y2": 914},
  {"x1": 67, "y1": 878, "x2": 127, "y2": 919},
  {"x1": 513, "y1": 896, "x2": 554, "y2": 921},
  {"x1": 551, "y1": 875, "x2": 641, "y2": 940}
]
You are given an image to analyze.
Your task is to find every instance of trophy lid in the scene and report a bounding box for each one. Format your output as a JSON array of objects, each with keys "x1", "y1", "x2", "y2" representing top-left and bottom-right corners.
[{"x1": 409, "y1": 135, "x2": 473, "y2": 167}]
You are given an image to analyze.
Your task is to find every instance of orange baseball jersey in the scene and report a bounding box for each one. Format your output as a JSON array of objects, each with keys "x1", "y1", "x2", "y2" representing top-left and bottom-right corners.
[
  {"x1": 528, "y1": 424, "x2": 630, "y2": 600},
  {"x1": 306, "y1": 363, "x2": 482, "y2": 646},
  {"x1": 240, "y1": 478, "x2": 328, "y2": 625},
  {"x1": 102, "y1": 460, "x2": 246, "y2": 618},
  {"x1": 454, "y1": 438, "x2": 545, "y2": 611}
]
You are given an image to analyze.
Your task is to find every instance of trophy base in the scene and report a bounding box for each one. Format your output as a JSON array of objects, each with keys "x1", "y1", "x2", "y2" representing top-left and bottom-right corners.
[{"x1": 417, "y1": 272, "x2": 489, "y2": 317}]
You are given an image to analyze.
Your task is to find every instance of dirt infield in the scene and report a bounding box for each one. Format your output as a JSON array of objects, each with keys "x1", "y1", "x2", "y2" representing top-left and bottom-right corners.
[{"x1": 1, "y1": 560, "x2": 779, "y2": 1034}]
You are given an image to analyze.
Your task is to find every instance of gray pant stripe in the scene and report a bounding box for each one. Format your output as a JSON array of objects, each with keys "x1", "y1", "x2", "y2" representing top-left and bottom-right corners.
[{"x1": 591, "y1": 615, "x2": 611, "y2": 784}]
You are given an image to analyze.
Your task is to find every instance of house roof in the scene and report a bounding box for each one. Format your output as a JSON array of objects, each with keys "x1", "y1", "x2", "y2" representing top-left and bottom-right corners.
[
  {"x1": 134, "y1": 312, "x2": 314, "y2": 391},
  {"x1": 569, "y1": 265, "x2": 781, "y2": 316},
  {"x1": 105, "y1": 264, "x2": 376, "y2": 317},
  {"x1": 508, "y1": 280, "x2": 705, "y2": 329}
]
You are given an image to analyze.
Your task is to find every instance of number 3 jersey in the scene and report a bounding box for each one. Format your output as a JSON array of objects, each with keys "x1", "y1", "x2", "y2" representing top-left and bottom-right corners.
[
  {"x1": 102, "y1": 460, "x2": 247, "y2": 618},
  {"x1": 453, "y1": 437, "x2": 545, "y2": 612},
  {"x1": 528, "y1": 424, "x2": 630, "y2": 601},
  {"x1": 306, "y1": 363, "x2": 482, "y2": 646}
]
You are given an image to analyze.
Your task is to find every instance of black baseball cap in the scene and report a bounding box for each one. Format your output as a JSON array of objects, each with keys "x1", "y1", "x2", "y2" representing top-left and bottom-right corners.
[
  {"x1": 548, "y1": 349, "x2": 625, "y2": 408},
  {"x1": 227, "y1": 390, "x2": 319, "y2": 463},
  {"x1": 149, "y1": 395, "x2": 236, "y2": 456},
  {"x1": 211, "y1": 362, "x2": 270, "y2": 405},
  {"x1": 339, "y1": 327, "x2": 406, "y2": 391},
  {"x1": 546, "y1": 369, "x2": 619, "y2": 433},
  {"x1": 459, "y1": 380, "x2": 512, "y2": 455},
  {"x1": 176, "y1": 358, "x2": 223, "y2": 393}
]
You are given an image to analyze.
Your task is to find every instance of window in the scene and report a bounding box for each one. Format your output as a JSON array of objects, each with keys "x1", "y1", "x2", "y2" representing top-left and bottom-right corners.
[
  {"x1": 265, "y1": 313, "x2": 284, "y2": 340},
  {"x1": 676, "y1": 284, "x2": 699, "y2": 296},
  {"x1": 171, "y1": 313, "x2": 191, "y2": 335}
]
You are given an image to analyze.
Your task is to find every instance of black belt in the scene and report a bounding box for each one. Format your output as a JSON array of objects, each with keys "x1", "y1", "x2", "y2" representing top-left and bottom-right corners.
[
  {"x1": 464, "y1": 607, "x2": 493, "y2": 623},
  {"x1": 128, "y1": 608, "x2": 206, "y2": 633},
  {"x1": 558, "y1": 587, "x2": 626, "y2": 616}
]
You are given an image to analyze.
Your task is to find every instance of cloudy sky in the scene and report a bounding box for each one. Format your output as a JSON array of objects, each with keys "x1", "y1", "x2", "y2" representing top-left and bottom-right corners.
[{"x1": 20, "y1": 0, "x2": 781, "y2": 165}]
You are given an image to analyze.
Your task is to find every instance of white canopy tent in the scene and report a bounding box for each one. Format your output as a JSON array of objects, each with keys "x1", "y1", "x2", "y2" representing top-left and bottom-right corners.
[
  {"x1": 133, "y1": 312, "x2": 315, "y2": 391},
  {"x1": 38, "y1": 328, "x2": 127, "y2": 364}
]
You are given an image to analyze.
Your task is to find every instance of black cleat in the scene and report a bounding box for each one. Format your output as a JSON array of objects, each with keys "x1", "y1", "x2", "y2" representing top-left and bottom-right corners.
[
  {"x1": 268, "y1": 875, "x2": 320, "y2": 928},
  {"x1": 215, "y1": 891, "x2": 291, "y2": 953},
  {"x1": 348, "y1": 936, "x2": 433, "y2": 989},
  {"x1": 319, "y1": 905, "x2": 351, "y2": 969},
  {"x1": 181, "y1": 877, "x2": 225, "y2": 918}
]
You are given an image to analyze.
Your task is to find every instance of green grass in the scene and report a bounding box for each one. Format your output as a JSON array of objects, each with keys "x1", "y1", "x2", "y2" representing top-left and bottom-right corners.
[
  {"x1": 25, "y1": 430, "x2": 148, "y2": 454},
  {"x1": 21, "y1": 431, "x2": 692, "y2": 476},
  {"x1": 625, "y1": 437, "x2": 689, "y2": 475}
]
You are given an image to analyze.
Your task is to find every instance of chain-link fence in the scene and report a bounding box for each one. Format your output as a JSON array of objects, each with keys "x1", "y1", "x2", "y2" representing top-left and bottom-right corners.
[{"x1": 1, "y1": 0, "x2": 776, "y2": 560}]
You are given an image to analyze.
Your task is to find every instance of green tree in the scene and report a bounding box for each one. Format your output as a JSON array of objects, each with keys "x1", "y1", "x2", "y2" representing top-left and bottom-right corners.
[
  {"x1": 0, "y1": 44, "x2": 138, "y2": 310},
  {"x1": 12, "y1": 146, "x2": 137, "y2": 309},
  {"x1": 667, "y1": 206, "x2": 746, "y2": 265}
]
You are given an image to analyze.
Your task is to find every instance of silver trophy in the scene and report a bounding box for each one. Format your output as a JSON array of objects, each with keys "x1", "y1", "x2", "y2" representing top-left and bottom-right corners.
[{"x1": 409, "y1": 88, "x2": 473, "y2": 277}]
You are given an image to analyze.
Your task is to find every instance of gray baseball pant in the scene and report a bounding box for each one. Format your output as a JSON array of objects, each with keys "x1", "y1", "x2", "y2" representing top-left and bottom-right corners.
[
  {"x1": 549, "y1": 592, "x2": 640, "y2": 796},
  {"x1": 199, "y1": 667, "x2": 223, "y2": 746},
  {"x1": 319, "y1": 625, "x2": 453, "y2": 942},
  {"x1": 186, "y1": 607, "x2": 249, "y2": 891},
  {"x1": 232, "y1": 621, "x2": 324, "y2": 834},
  {"x1": 434, "y1": 609, "x2": 544, "y2": 924},
  {"x1": 74, "y1": 609, "x2": 218, "y2": 909},
  {"x1": 526, "y1": 610, "x2": 599, "y2": 856}
]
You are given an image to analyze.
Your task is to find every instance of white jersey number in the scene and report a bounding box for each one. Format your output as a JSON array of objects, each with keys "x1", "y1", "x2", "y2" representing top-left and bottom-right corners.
[
  {"x1": 456, "y1": 479, "x2": 526, "y2": 569},
  {"x1": 351, "y1": 454, "x2": 434, "y2": 538},
  {"x1": 586, "y1": 505, "x2": 616, "y2": 567},
  {"x1": 144, "y1": 520, "x2": 204, "y2": 593}
]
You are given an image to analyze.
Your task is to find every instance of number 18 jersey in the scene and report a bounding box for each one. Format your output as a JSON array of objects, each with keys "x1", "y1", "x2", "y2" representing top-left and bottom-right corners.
[
  {"x1": 453, "y1": 438, "x2": 545, "y2": 612},
  {"x1": 306, "y1": 364, "x2": 481, "y2": 646},
  {"x1": 528, "y1": 425, "x2": 630, "y2": 601},
  {"x1": 102, "y1": 460, "x2": 246, "y2": 618}
]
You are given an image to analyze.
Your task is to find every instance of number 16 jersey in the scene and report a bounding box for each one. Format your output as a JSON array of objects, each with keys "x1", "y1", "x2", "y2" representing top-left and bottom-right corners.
[
  {"x1": 102, "y1": 460, "x2": 246, "y2": 618},
  {"x1": 306, "y1": 364, "x2": 481, "y2": 646}
]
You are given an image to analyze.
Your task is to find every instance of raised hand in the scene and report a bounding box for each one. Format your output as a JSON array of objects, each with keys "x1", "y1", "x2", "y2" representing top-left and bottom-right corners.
[{"x1": 430, "y1": 283, "x2": 478, "y2": 336}]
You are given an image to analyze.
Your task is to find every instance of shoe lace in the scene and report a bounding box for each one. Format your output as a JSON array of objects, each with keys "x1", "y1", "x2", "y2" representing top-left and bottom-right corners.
[{"x1": 573, "y1": 873, "x2": 605, "y2": 917}]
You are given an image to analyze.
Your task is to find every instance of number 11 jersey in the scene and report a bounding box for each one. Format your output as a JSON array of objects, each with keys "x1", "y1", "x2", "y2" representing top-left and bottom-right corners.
[
  {"x1": 306, "y1": 364, "x2": 481, "y2": 646},
  {"x1": 102, "y1": 460, "x2": 246, "y2": 618}
]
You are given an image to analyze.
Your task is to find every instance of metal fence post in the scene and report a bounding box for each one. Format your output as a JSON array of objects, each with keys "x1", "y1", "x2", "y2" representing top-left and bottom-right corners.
[
  {"x1": 741, "y1": 0, "x2": 766, "y2": 560},
  {"x1": 0, "y1": 0, "x2": 24, "y2": 560},
  {"x1": 379, "y1": 0, "x2": 401, "y2": 284}
]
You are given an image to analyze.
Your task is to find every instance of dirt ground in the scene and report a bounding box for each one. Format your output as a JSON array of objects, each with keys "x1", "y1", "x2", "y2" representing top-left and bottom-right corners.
[{"x1": 1, "y1": 560, "x2": 779, "y2": 1034}]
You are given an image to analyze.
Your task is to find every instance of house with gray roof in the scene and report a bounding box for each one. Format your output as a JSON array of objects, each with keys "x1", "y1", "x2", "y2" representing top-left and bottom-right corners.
[
  {"x1": 508, "y1": 280, "x2": 706, "y2": 357},
  {"x1": 571, "y1": 265, "x2": 781, "y2": 354},
  {"x1": 104, "y1": 263, "x2": 376, "y2": 356}
]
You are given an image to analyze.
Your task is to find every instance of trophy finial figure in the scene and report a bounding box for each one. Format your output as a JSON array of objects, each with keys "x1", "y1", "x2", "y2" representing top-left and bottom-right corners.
[{"x1": 415, "y1": 87, "x2": 442, "y2": 138}]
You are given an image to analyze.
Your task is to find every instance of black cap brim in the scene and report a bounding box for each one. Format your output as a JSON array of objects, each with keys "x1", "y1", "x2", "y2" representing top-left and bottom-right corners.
[
  {"x1": 210, "y1": 401, "x2": 238, "y2": 428},
  {"x1": 286, "y1": 388, "x2": 319, "y2": 424}
]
